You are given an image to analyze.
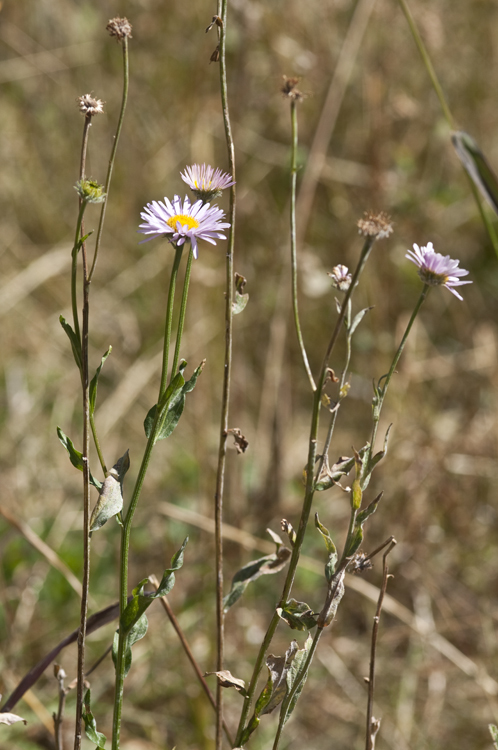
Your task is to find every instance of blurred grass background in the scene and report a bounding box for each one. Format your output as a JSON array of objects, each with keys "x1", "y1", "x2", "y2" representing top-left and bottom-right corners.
[{"x1": 1, "y1": 0, "x2": 498, "y2": 748}]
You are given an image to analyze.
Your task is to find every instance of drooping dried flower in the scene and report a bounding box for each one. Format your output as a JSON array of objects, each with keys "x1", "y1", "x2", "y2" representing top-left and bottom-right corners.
[
  {"x1": 281, "y1": 76, "x2": 304, "y2": 102},
  {"x1": 328, "y1": 264, "x2": 352, "y2": 292}
]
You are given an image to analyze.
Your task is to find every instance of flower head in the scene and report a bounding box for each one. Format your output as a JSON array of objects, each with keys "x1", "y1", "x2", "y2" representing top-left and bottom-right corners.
[
  {"x1": 138, "y1": 194, "x2": 230, "y2": 259},
  {"x1": 357, "y1": 211, "x2": 393, "y2": 239},
  {"x1": 328, "y1": 264, "x2": 352, "y2": 292},
  {"x1": 75, "y1": 179, "x2": 106, "y2": 204},
  {"x1": 106, "y1": 17, "x2": 133, "y2": 41},
  {"x1": 181, "y1": 164, "x2": 235, "y2": 201},
  {"x1": 281, "y1": 76, "x2": 304, "y2": 102},
  {"x1": 406, "y1": 242, "x2": 472, "y2": 300},
  {"x1": 78, "y1": 94, "x2": 104, "y2": 117}
]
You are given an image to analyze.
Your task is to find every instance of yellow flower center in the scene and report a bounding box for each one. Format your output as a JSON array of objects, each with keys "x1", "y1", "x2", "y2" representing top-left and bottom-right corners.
[
  {"x1": 167, "y1": 214, "x2": 200, "y2": 231},
  {"x1": 194, "y1": 179, "x2": 212, "y2": 189}
]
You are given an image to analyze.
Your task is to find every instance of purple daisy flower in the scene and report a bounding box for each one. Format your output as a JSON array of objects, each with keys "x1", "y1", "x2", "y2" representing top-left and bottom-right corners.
[
  {"x1": 181, "y1": 163, "x2": 235, "y2": 201},
  {"x1": 138, "y1": 194, "x2": 230, "y2": 259},
  {"x1": 406, "y1": 242, "x2": 472, "y2": 300}
]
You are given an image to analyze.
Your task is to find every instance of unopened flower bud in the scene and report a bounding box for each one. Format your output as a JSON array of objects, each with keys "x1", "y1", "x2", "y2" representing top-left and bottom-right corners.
[{"x1": 75, "y1": 179, "x2": 106, "y2": 204}]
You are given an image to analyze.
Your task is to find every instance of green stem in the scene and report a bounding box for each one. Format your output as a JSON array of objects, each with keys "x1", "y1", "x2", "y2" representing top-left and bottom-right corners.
[
  {"x1": 290, "y1": 99, "x2": 316, "y2": 391},
  {"x1": 159, "y1": 244, "x2": 184, "y2": 399},
  {"x1": 171, "y1": 246, "x2": 194, "y2": 380},
  {"x1": 235, "y1": 236, "x2": 376, "y2": 746},
  {"x1": 71, "y1": 203, "x2": 86, "y2": 350},
  {"x1": 369, "y1": 284, "x2": 428, "y2": 457},
  {"x1": 396, "y1": 0, "x2": 453, "y2": 128},
  {"x1": 215, "y1": 3, "x2": 237, "y2": 748},
  {"x1": 90, "y1": 413, "x2": 107, "y2": 475},
  {"x1": 88, "y1": 36, "x2": 130, "y2": 283},
  {"x1": 396, "y1": 0, "x2": 498, "y2": 256}
]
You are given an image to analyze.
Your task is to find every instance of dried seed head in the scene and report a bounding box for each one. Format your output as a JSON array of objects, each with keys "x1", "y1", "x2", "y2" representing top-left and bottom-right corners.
[
  {"x1": 77, "y1": 94, "x2": 104, "y2": 117},
  {"x1": 281, "y1": 75, "x2": 304, "y2": 102},
  {"x1": 106, "y1": 17, "x2": 133, "y2": 41},
  {"x1": 357, "y1": 210, "x2": 393, "y2": 239}
]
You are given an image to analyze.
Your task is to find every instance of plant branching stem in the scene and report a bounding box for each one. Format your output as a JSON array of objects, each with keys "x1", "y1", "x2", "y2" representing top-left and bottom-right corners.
[
  {"x1": 111, "y1": 251, "x2": 187, "y2": 750},
  {"x1": 89, "y1": 37, "x2": 130, "y2": 283},
  {"x1": 73, "y1": 114, "x2": 92, "y2": 750},
  {"x1": 215, "y1": 3, "x2": 237, "y2": 747},
  {"x1": 290, "y1": 100, "x2": 316, "y2": 391},
  {"x1": 366, "y1": 538, "x2": 397, "y2": 750},
  {"x1": 235, "y1": 236, "x2": 376, "y2": 746}
]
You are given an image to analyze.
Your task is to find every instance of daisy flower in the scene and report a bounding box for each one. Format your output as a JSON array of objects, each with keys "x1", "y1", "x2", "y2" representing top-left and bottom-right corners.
[
  {"x1": 328, "y1": 264, "x2": 352, "y2": 292},
  {"x1": 138, "y1": 194, "x2": 230, "y2": 259},
  {"x1": 406, "y1": 242, "x2": 472, "y2": 300},
  {"x1": 181, "y1": 163, "x2": 235, "y2": 201}
]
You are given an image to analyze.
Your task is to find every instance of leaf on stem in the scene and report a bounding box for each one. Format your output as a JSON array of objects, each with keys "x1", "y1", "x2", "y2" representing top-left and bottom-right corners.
[
  {"x1": 349, "y1": 306, "x2": 374, "y2": 336},
  {"x1": 314, "y1": 513, "x2": 337, "y2": 581},
  {"x1": 315, "y1": 452, "x2": 365, "y2": 492},
  {"x1": 89, "y1": 450, "x2": 130, "y2": 532},
  {"x1": 205, "y1": 670, "x2": 247, "y2": 696},
  {"x1": 276, "y1": 599, "x2": 317, "y2": 631},
  {"x1": 89, "y1": 347, "x2": 112, "y2": 418},
  {"x1": 59, "y1": 315, "x2": 82, "y2": 371},
  {"x1": 223, "y1": 535, "x2": 291, "y2": 612},
  {"x1": 233, "y1": 272, "x2": 249, "y2": 315},
  {"x1": 489, "y1": 724, "x2": 498, "y2": 750},
  {"x1": 144, "y1": 361, "x2": 205, "y2": 443},
  {"x1": 112, "y1": 538, "x2": 188, "y2": 678},
  {"x1": 360, "y1": 424, "x2": 392, "y2": 490},
  {"x1": 345, "y1": 492, "x2": 383, "y2": 559},
  {"x1": 280, "y1": 633, "x2": 313, "y2": 726},
  {"x1": 451, "y1": 130, "x2": 498, "y2": 215},
  {"x1": 82, "y1": 689, "x2": 106, "y2": 749},
  {"x1": 0, "y1": 712, "x2": 27, "y2": 726},
  {"x1": 56, "y1": 427, "x2": 102, "y2": 490}
]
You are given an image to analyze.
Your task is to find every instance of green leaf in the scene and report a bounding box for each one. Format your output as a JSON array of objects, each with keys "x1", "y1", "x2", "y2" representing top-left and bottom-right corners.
[
  {"x1": 489, "y1": 724, "x2": 498, "y2": 749},
  {"x1": 89, "y1": 450, "x2": 129, "y2": 532},
  {"x1": 144, "y1": 361, "x2": 205, "y2": 443},
  {"x1": 451, "y1": 131, "x2": 498, "y2": 216},
  {"x1": 59, "y1": 315, "x2": 82, "y2": 371},
  {"x1": 223, "y1": 546, "x2": 291, "y2": 612},
  {"x1": 277, "y1": 599, "x2": 317, "y2": 631},
  {"x1": 232, "y1": 289, "x2": 249, "y2": 314},
  {"x1": 82, "y1": 689, "x2": 106, "y2": 748},
  {"x1": 314, "y1": 513, "x2": 337, "y2": 581},
  {"x1": 112, "y1": 612, "x2": 149, "y2": 679},
  {"x1": 57, "y1": 427, "x2": 102, "y2": 490},
  {"x1": 314, "y1": 453, "x2": 362, "y2": 492},
  {"x1": 281, "y1": 634, "x2": 313, "y2": 726},
  {"x1": 89, "y1": 347, "x2": 112, "y2": 418},
  {"x1": 345, "y1": 493, "x2": 382, "y2": 558},
  {"x1": 349, "y1": 306, "x2": 373, "y2": 336}
]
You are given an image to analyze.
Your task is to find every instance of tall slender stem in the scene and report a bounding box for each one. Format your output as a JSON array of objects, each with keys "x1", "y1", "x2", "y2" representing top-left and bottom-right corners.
[
  {"x1": 73, "y1": 115, "x2": 92, "y2": 750},
  {"x1": 171, "y1": 246, "x2": 194, "y2": 380},
  {"x1": 159, "y1": 245, "x2": 184, "y2": 398},
  {"x1": 88, "y1": 37, "x2": 130, "y2": 283},
  {"x1": 290, "y1": 99, "x2": 316, "y2": 391},
  {"x1": 235, "y1": 237, "x2": 376, "y2": 745},
  {"x1": 215, "y1": 4, "x2": 237, "y2": 748}
]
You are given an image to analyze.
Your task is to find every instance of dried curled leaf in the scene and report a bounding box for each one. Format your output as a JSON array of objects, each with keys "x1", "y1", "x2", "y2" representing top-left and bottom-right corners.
[{"x1": 205, "y1": 670, "x2": 247, "y2": 696}]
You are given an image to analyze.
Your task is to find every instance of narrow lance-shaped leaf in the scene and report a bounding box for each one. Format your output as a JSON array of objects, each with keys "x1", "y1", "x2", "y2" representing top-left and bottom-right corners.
[
  {"x1": 89, "y1": 346, "x2": 112, "y2": 418},
  {"x1": 345, "y1": 492, "x2": 383, "y2": 559},
  {"x1": 59, "y1": 315, "x2": 82, "y2": 371},
  {"x1": 223, "y1": 531, "x2": 291, "y2": 612},
  {"x1": 112, "y1": 538, "x2": 188, "y2": 678},
  {"x1": 314, "y1": 513, "x2": 337, "y2": 582},
  {"x1": 90, "y1": 450, "x2": 130, "y2": 532},
  {"x1": 259, "y1": 641, "x2": 298, "y2": 716},
  {"x1": 452, "y1": 130, "x2": 498, "y2": 216},
  {"x1": 82, "y1": 689, "x2": 106, "y2": 749},
  {"x1": 349, "y1": 306, "x2": 373, "y2": 336},
  {"x1": 280, "y1": 634, "x2": 313, "y2": 727},
  {"x1": 144, "y1": 361, "x2": 205, "y2": 442},
  {"x1": 57, "y1": 427, "x2": 102, "y2": 490}
]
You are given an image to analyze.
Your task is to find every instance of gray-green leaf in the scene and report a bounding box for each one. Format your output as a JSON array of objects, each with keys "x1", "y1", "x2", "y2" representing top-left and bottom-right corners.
[
  {"x1": 90, "y1": 450, "x2": 129, "y2": 532},
  {"x1": 223, "y1": 545, "x2": 291, "y2": 612}
]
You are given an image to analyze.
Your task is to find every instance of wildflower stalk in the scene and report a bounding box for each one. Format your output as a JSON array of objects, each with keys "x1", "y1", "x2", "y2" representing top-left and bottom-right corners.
[
  {"x1": 88, "y1": 35, "x2": 130, "y2": 282},
  {"x1": 290, "y1": 98, "x2": 316, "y2": 391},
  {"x1": 73, "y1": 115, "x2": 93, "y2": 750},
  {"x1": 214, "y1": 3, "x2": 237, "y2": 748},
  {"x1": 159, "y1": 244, "x2": 184, "y2": 397},
  {"x1": 367, "y1": 284, "x2": 428, "y2": 466},
  {"x1": 111, "y1": 246, "x2": 188, "y2": 749},
  {"x1": 235, "y1": 236, "x2": 376, "y2": 745},
  {"x1": 396, "y1": 0, "x2": 498, "y2": 256},
  {"x1": 171, "y1": 246, "x2": 194, "y2": 380}
]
